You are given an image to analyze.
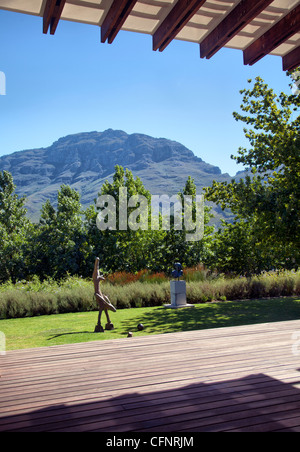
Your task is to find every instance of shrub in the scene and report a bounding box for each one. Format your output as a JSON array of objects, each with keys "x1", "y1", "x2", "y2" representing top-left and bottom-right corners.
[{"x1": 0, "y1": 270, "x2": 299, "y2": 319}]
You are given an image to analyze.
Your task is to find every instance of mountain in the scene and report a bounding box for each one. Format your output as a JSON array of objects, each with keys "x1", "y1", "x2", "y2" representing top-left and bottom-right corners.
[{"x1": 0, "y1": 129, "x2": 239, "y2": 223}]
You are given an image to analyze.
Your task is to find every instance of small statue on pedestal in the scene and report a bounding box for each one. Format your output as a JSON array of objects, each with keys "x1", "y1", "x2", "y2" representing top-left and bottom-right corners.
[
  {"x1": 172, "y1": 262, "x2": 183, "y2": 280},
  {"x1": 93, "y1": 257, "x2": 116, "y2": 333}
]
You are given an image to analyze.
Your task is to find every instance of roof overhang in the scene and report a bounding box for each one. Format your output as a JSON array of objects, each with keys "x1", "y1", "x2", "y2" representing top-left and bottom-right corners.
[{"x1": 1, "y1": 0, "x2": 300, "y2": 70}]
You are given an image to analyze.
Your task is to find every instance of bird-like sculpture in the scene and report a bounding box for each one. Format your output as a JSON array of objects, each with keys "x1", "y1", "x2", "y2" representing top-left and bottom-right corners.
[{"x1": 93, "y1": 257, "x2": 116, "y2": 332}]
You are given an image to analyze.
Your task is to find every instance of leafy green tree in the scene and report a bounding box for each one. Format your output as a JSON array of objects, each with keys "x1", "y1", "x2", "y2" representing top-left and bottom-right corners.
[
  {"x1": 92, "y1": 166, "x2": 216, "y2": 273},
  {"x1": 31, "y1": 185, "x2": 91, "y2": 279},
  {"x1": 158, "y1": 176, "x2": 214, "y2": 272},
  {"x1": 205, "y1": 73, "x2": 300, "y2": 273},
  {"x1": 95, "y1": 165, "x2": 160, "y2": 272},
  {"x1": 94, "y1": 168, "x2": 214, "y2": 274},
  {"x1": 0, "y1": 171, "x2": 32, "y2": 282},
  {"x1": 208, "y1": 220, "x2": 272, "y2": 276}
]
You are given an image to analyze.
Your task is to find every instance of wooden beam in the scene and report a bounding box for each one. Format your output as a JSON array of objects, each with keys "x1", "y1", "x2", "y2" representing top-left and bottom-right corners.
[
  {"x1": 153, "y1": 0, "x2": 206, "y2": 52},
  {"x1": 282, "y1": 46, "x2": 300, "y2": 72},
  {"x1": 43, "y1": 0, "x2": 66, "y2": 35},
  {"x1": 244, "y1": 4, "x2": 300, "y2": 66},
  {"x1": 101, "y1": 0, "x2": 138, "y2": 44},
  {"x1": 200, "y1": 0, "x2": 273, "y2": 60}
]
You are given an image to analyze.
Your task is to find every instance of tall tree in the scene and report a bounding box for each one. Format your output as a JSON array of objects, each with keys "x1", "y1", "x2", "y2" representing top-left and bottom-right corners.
[
  {"x1": 205, "y1": 73, "x2": 300, "y2": 273},
  {"x1": 31, "y1": 185, "x2": 90, "y2": 279},
  {"x1": 94, "y1": 165, "x2": 154, "y2": 272},
  {"x1": 0, "y1": 171, "x2": 32, "y2": 282}
]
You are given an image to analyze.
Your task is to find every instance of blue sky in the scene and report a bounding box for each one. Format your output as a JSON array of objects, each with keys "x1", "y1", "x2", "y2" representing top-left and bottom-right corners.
[{"x1": 0, "y1": 9, "x2": 292, "y2": 176}]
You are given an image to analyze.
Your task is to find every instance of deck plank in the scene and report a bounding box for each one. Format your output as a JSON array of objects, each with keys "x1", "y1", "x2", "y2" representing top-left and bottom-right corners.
[{"x1": 1, "y1": 320, "x2": 300, "y2": 432}]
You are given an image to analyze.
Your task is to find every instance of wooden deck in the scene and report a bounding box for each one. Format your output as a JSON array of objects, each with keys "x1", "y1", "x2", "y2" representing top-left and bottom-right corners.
[{"x1": 1, "y1": 320, "x2": 300, "y2": 432}]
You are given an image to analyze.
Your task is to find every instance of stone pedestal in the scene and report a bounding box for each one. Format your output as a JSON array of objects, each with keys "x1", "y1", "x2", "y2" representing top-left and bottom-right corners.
[{"x1": 165, "y1": 280, "x2": 194, "y2": 309}]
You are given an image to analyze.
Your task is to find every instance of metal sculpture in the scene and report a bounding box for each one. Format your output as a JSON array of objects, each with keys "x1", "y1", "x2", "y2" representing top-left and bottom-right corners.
[
  {"x1": 172, "y1": 262, "x2": 183, "y2": 280},
  {"x1": 93, "y1": 257, "x2": 116, "y2": 333}
]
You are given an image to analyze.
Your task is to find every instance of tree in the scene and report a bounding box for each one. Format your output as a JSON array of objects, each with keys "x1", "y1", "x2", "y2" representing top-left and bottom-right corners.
[
  {"x1": 0, "y1": 171, "x2": 32, "y2": 282},
  {"x1": 159, "y1": 176, "x2": 214, "y2": 272},
  {"x1": 208, "y1": 220, "x2": 276, "y2": 276},
  {"x1": 31, "y1": 185, "x2": 91, "y2": 279},
  {"x1": 205, "y1": 73, "x2": 300, "y2": 273},
  {"x1": 91, "y1": 167, "x2": 214, "y2": 274},
  {"x1": 95, "y1": 165, "x2": 161, "y2": 272}
]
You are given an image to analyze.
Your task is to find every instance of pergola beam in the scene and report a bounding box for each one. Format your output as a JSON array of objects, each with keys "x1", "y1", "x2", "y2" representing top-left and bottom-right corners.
[
  {"x1": 43, "y1": 0, "x2": 66, "y2": 35},
  {"x1": 282, "y1": 46, "x2": 300, "y2": 72},
  {"x1": 101, "y1": 0, "x2": 138, "y2": 44},
  {"x1": 244, "y1": 4, "x2": 300, "y2": 66},
  {"x1": 200, "y1": 0, "x2": 273, "y2": 60},
  {"x1": 153, "y1": 0, "x2": 206, "y2": 52}
]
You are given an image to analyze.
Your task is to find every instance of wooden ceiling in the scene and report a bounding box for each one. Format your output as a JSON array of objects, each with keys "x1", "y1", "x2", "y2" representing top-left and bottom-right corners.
[{"x1": 1, "y1": 0, "x2": 300, "y2": 70}]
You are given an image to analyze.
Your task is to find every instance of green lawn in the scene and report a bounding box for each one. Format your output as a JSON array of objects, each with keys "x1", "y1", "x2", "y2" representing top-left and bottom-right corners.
[{"x1": 1, "y1": 297, "x2": 300, "y2": 351}]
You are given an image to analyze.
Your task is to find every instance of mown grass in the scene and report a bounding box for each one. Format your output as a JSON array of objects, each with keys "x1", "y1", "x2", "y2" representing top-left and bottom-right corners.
[{"x1": 1, "y1": 297, "x2": 300, "y2": 350}]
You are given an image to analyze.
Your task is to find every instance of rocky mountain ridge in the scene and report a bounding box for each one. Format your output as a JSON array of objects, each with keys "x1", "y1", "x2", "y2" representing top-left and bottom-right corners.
[{"x1": 0, "y1": 129, "x2": 239, "y2": 223}]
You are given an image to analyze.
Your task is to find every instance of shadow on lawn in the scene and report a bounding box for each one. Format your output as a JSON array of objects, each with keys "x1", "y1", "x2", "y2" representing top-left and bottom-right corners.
[
  {"x1": 121, "y1": 298, "x2": 300, "y2": 335},
  {"x1": 47, "y1": 331, "x2": 92, "y2": 340},
  {"x1": 44, "y1": 298, "x2": 300, "y2": 341}
]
